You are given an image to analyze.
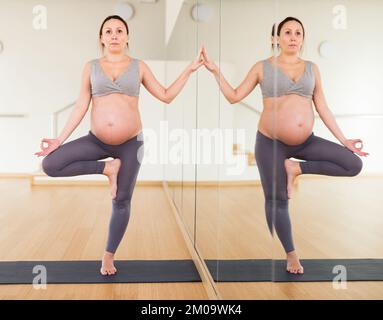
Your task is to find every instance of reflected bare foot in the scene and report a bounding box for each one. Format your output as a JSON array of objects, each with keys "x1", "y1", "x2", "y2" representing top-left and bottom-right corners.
[
  {"x1": 284, "y1": 159, "x2": 301, "y2": 199},
  {"x1": 286, "y1": 250, "x2": 304, "y2": 274}
]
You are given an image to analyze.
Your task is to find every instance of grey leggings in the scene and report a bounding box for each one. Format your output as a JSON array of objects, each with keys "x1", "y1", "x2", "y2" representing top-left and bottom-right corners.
[
  {"x1": 42, "y1": 130, "x2": 144, "y2": 254},
  {"x1": 255, "y1": 130, "x2": 363, "y2": 253}
]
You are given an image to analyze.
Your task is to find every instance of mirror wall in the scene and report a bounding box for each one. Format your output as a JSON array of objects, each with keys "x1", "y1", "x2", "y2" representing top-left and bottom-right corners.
[{"x1": 166, "y1": 0, "x2": 383, "y2": 300}]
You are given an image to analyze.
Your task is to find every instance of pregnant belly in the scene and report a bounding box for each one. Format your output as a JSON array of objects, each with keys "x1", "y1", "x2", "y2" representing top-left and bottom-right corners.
[
  {"x1": 91, "y1": 100, "x2": 142, "y2": 145},
  {"x1": 259, "y1": 96, "x2": 315, "y2": 145}
]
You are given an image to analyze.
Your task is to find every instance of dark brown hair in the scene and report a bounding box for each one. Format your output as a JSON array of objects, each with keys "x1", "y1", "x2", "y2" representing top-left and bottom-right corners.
[
  {"x1": 271, "y1": 17, "x2": 305, "y2": 51},
  {"x1": 99, "y1": 15, "x2": 130, "y2": 51}
]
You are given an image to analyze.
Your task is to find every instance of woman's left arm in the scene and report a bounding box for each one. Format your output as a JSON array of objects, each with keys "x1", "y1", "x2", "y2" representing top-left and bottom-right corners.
[
  {"x1": 312, "y1": 63, "x2": 369, "y2": 157},
  {"x1": 140, "y1": 48, "x2": 203, "y2": 104}
]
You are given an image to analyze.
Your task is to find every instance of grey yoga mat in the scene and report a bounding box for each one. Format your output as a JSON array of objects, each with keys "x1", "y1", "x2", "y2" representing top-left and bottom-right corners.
[
  {"x1": 2, "y1": 258, "x2": 382, "y2": 284},
  {"x1": 205, "y1": 259, "x2": 383, "y2": 282},
  {"x1": 0, "y1": 259, "x2": 201, "y2": 285}
]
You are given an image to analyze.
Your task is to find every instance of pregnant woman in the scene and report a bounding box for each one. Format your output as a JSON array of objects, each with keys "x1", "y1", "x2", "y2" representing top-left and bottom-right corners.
[
  {"x1": 202, "y1": 16, "x2": 369, "y2": 274},
  {"x1": 34, "y1": 15, "x2": 203, "y2": 275}
]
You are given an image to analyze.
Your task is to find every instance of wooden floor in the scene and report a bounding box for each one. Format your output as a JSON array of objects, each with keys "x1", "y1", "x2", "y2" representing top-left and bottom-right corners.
[{"x1": 0, "y1": 179, "x2": 208, "y2": 299}]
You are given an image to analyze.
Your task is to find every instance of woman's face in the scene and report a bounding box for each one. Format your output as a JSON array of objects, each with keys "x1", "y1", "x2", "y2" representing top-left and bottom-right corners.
[
  {"x1": 275, "y1": 20, "x2": 304, "y2": 54},
  {"x1": 100, "y1": 19, "x2": 128, "y2": 53}
]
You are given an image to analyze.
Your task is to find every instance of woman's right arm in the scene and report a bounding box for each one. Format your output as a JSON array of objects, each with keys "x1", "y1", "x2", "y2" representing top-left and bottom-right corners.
[
  {"x1": 202, "y1": 46, "x2": 260, "y2": 104},
  {"x1": 56, "y1": 61, "x2": 92, "y2": 144}
]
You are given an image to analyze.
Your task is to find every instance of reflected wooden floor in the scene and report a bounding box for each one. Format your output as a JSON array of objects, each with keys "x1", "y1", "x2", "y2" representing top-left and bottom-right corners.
[
  {"x1": 188, "y1": 175, "x2": 383, "y2": 299},
  {"x1": 0, "y1": 179, "x2": 208, "y2": 300}
]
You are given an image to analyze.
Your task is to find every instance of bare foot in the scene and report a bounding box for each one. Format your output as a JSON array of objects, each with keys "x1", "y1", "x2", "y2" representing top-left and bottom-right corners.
[
  {"x1": 286, "y1": 250, "x2": 304, "y2": 274},
  {"x1": 100, "y1": 251, "x2": 117, "y2": 276},
  {"x1": 103, "y1": 158, "x2": 121, "y2": 200},
  {"x1": 284, "y1": 159, "x2": 301, "y2": 199}
]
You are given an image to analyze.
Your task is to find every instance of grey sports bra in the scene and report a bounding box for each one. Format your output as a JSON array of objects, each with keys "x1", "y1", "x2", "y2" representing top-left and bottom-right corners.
[
  {"x1": 260, "y1": 58, "x2": 315, "y2": 99},
  {"x1": 90, "y1": 58, "x2": 140, "y2": 97}
]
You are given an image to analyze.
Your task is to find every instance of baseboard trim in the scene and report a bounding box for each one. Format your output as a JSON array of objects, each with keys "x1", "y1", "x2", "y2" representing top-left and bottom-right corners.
[
  {"x1": 0, "y1": 173, "x2": 31, "y2": 178},
  {"x1": 166, "y1": 180, "x2": 262, "y2": 187},
  {"x1": 29, "y1": 179, "x2": 163, "y2": 187}
]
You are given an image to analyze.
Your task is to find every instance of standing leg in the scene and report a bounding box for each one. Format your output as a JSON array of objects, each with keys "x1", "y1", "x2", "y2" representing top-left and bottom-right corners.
[
  {"x1": 255, "y1": 131, "x2": 304, "y2": 274},
  {"x1": 255, "y1": 132, "x2": 295, "y2": 253},
  {"x1": 101, "y1": 134, "x2": 144, "y2": 275}
]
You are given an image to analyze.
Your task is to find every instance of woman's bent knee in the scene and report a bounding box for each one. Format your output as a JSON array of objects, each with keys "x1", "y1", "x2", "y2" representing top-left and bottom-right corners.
[
  {"x1": 348, "y1": 155, "x2": 363, "y2": 176},
  {"x1": 42, "y1": 155, "x2": 59, "y2": 177}
]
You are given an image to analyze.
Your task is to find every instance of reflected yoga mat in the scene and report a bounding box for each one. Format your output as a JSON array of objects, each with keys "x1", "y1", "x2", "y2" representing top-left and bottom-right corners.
[
  {"x1": 0, "y1": 260, "x2": 201, "y2": 284},
  {"x1": 205, "y1": 259, "x2": 383, "y2": 282}
]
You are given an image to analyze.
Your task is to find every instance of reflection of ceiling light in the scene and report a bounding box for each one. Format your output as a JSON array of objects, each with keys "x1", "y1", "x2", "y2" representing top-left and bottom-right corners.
[
  {"x1": 191, "y1": 4, "x2": 212, "y2": 22},
  {"x1": 319, "y1": 41, "x2": 335, "y2": 58},
  {"x1": 114, "y1": 2, "x2": 135, "y2": 21}
]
